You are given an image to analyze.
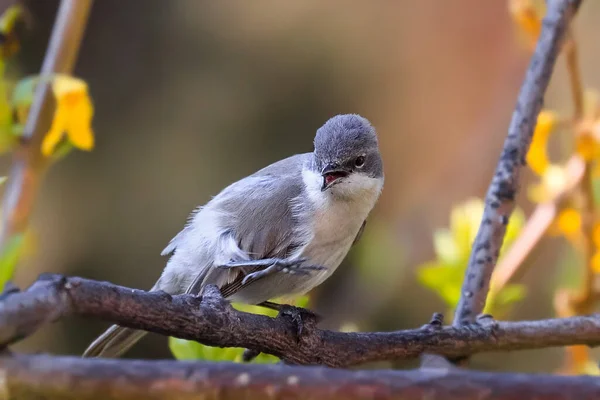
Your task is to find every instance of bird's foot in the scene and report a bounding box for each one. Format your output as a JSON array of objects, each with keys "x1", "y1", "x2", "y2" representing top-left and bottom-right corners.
[
  {"x1": 277, "y1": 304, "x2": 321, "y2": 340},
  {"x1": 217, "y1": 258, "x2": 325, "y2": 284}
]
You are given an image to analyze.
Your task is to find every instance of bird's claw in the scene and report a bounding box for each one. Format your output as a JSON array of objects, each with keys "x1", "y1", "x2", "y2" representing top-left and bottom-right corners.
[
  {"x1": 277, "y1": 305, "x2": 321, "y2": 340},
  {"x1": 217, "y1": 258, "x2": 325, "y2": 285}
]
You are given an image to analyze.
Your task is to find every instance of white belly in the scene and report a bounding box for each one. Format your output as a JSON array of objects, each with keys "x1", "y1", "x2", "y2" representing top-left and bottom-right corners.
[{"x1": 288, "y1": 168, "x2": 384, "y2": 296}]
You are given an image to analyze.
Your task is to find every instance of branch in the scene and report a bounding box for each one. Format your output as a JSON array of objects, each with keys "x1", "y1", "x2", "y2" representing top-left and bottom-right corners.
[
  {"x1": 3, "y1": 354, "x2": 600, "y2": 400},
  {"x1": 0, "y1": 0, "x2": 92, "y2": 249},
  {"x1": 454, "y1": 0, "x2": 582, "y2": 326},
  {"x1": 4, "y1": 275, "x2": 600, "y2": 367}
]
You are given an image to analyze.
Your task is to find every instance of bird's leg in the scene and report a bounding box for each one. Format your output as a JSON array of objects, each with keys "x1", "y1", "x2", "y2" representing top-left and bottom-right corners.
[
  {"x1": 278, "y1": 304, "x2": 322, "y2": 339},
  {"x1": 256, "y1": 301, "x2": 322, "y2": 339},
  {"x1": 239, "y1": 301, "x2": 321, "y2": 360},
  {"x1": 256, "y1": 300, "x2": 285, "y2": 312},
  {"x1": 217, "y1": 258, "x2": 325, "y2": 285}
]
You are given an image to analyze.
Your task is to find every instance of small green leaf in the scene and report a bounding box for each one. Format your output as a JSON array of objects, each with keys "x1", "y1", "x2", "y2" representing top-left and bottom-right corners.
[
  {"x1": 170, "y1": 296, "x2": 308, "y2": 363},
  {"x1": 417, "y1": 262, "x2": 464, "y2": 308},
  {"x1": 417, "y1": 197, "x2": 527, "y2": 318},
  {"x1": 11, "y1": 76, "x2": 39, "y2": 114},
  {"x1": 0, "y1": 234, "x2": 24, "y2": 289},
  {"x1": 433, "y1": 230, "x2": 460, "y2": 265},
  {"x1": 49, "y1": 140, "x2": 74, "y2": 161},
  {"x1": 593, "y1": 176, "x2": 600, "y2": 206},
  {"x1": 491, "y1": 284, "x2": 527, "y2": 307}
]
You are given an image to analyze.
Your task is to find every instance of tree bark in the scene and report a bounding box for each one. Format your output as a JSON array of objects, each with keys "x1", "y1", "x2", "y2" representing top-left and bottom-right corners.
[
  {"x1": 3, "y1": 275, "x2": 600, "y2": 367},
  {"x1": 2, "y1": 354, "x2": 600, "y2": 400}
]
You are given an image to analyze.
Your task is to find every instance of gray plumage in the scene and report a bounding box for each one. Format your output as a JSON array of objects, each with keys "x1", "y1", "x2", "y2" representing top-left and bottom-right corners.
[{"x1": 83, "y1": 114, "x2": 384, "y2": 358}]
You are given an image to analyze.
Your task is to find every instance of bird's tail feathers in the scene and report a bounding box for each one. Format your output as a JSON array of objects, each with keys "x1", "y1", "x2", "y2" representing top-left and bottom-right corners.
[{"x1": 82, "y1": 324, "x2": 147, "y2": 358}]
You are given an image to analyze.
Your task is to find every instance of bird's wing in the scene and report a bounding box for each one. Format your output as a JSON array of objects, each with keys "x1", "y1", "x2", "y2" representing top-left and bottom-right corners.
[
  {"x1": 208, "y1": 154, "x2": 313, "y2": 297},
  {"x1": 222, "y1": 153, "x2": 311, "y2": 259},
  {"x1": 162, "y1": 154, "x2": 313, "y2": 297}
]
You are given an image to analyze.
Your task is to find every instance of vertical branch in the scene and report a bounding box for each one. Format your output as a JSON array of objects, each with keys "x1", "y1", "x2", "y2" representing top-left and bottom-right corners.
[
  {"x1": 453, "y1": 0, "x2": 582, "y2": 326},
  {"x1": 0, "y1": 0, "x2": 93, "y2": 253},
  {"x1": 556, "y1": 16, "x2": 596, "y2": 374},
  {"x1": 564, "y1": 31, "x2": 584, "y2": 120}
]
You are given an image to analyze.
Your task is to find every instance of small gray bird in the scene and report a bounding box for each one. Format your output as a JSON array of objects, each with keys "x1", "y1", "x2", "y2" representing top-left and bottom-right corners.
[{"x1": 83, "y1": 114, "x2": 384, "y2": 358}]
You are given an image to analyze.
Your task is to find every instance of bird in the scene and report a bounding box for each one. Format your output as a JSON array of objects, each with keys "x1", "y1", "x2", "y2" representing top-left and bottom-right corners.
[{"x1": 83, "y1": 114, "x2": 384, "y2": 358}]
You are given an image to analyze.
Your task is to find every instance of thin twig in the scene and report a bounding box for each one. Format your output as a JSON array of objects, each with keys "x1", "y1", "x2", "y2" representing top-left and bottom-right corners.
[
  {"x1": 453, "y1": 0, "x2": 582, "y2": 326},
  {"x1": 553, "y1": 6, "x2": 595, "y2": 374},
  {"x1": 565, "y1": 29, "x2": 584, "y2": 120},
  {"x1": 0, "y1": 0, "x2": 92, "y2": 250},
  {"x1": 4, "y1": 275, "x2": 600, "y2": 367}
]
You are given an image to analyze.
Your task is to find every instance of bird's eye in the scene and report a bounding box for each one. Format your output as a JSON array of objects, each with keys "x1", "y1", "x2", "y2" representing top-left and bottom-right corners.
[{"x1": 354, "y1": 155, "x2": 366, "y2": 168}]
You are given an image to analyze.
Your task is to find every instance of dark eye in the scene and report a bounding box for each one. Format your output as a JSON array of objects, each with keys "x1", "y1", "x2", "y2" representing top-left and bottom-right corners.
[{"x1": 354, "y1": 155, "x2": 366, "y2": 168}]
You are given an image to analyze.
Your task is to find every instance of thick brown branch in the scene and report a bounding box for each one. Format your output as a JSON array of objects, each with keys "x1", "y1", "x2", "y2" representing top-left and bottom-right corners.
[
  {"x1": 3, "y1": 275, "x2": 600, "y2": 367},
  {"x1": 454, "y1": 0, "x2": 582, "y2": 326},
  {"x1": 3, "y1": 354, "x2": 600, "y2": 400}
]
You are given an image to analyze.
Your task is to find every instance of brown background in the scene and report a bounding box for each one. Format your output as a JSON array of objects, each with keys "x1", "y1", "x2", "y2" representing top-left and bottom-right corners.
[{"x1": 10, "y1": 0, "x2": 600, "y2": 371}]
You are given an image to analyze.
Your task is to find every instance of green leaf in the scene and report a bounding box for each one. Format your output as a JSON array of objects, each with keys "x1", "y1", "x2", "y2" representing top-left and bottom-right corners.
[
  {"x1": 417, "y1": 197, "x2": 527, "y2": 317},
  {"x1": 0, "y1": 234, "x2": 24, "y2": 289},
  {"x1": 492, "y1": 284, "x2": 527, "y2": 307},
  {"x1": 417, "y1": 262, "x2": 464, "y2": 307},
  {"x1": 49, "y1": 140, "x2": 74, "y2": 161},
  {"x1": 593, "y1": 176, "x2": 600, "y2": 206},
  {"x1": 449, "y1": 198, "x2": 483, "y2": 261},
  {"x1": 433, "y1": 229, "x2": 460, "y2": 265},
  {"x1": 11, "y1": 76, "x2": 38, "y2": 114},
  {"x1": 169, "y1": 337, "x2": 279, "y2": 364},
  {"x1": 170, "y1": 296, "x2": 309, "y2": 363}
]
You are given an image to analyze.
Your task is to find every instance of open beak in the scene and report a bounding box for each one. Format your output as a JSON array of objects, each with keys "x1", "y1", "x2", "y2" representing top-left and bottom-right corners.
[{"x1": 321, "y1": 163, "x2": 350, "y2": 191}]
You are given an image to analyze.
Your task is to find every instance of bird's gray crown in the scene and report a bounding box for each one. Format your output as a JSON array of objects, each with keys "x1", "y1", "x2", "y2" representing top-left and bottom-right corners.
[{"x1": 313, "y1": 114, "x2": 382, "y2": 179}]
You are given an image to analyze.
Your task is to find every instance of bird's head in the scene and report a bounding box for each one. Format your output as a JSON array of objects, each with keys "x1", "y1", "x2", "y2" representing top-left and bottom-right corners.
[{"x1": 312, "y1": 114, "x2": 384, "y2": 198}]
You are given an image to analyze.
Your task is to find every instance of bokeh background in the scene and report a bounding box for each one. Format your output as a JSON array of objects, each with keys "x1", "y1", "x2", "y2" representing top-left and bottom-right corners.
[{"x1": 9, "y1": 0, "x2": 600, "y2": 372}]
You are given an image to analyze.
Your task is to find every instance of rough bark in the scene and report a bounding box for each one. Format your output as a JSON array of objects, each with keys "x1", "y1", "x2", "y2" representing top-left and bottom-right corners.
[
  {"x1": 3, "y1": 354, "x2": 600, "y2": 400},
  {"x1": 3, "y1": 275, "x2": 600, "y2": 367}
]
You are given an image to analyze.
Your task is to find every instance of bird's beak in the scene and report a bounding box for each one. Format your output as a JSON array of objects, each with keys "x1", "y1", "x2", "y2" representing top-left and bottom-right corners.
[{"x1": 321, "y1": 163, "x2": 350, "y2": 191}]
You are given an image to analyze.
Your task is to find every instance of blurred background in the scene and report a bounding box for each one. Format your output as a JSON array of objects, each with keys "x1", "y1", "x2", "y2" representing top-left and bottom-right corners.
[{"x1": 8, "y1": 0, "x2": 600, "y2": 372}]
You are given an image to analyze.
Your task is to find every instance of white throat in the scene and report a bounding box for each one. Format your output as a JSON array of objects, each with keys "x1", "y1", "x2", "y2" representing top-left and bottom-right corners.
[{"x1": 301, "y1": 166, "x2": 383, "y2": 218}]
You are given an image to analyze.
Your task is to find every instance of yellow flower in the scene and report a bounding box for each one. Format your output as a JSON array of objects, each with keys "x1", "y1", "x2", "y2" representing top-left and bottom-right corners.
[
  {"x1": 555, "y1": 208, "x2": 581, "y2": 238},
  {"x1": 527, "y1": 164, "x2": 568, "y2": 203},
  {"x1": 526, "y1": 110, "x2": 556, "y2": 176},
  {"x1": 591, "y1": 224, "x2": 600, "y2": 274},
  {"x1": 576, "y1": 124, "x2": 600, "y2": 161},
  {"x1": 592, "y1": 251, "x2": 600, "y2": 274},
  {"x1": 593, "y1": 223, "x2": 600, "y2": 248},
  {"x1": 508, "y1": 0, "x2": 546, "y2": 48},
  {"x1": 41, "y1": 75, "x2": 94, "y2": 157}
]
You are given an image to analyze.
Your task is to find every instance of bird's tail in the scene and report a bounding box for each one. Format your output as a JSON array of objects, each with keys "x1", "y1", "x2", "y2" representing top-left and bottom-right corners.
[
  {"x1": 83, "y1": 269, "x2": 210, "y2": 358},
  {"x1": 82, "y1": 324, "x2": 147, "y2": 358}
]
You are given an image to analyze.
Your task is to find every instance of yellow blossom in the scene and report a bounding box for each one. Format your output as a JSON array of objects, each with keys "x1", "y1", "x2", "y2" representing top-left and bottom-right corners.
[
  {"x1": 508, "y1": 0, "x2": 546, "y2": 48},
  {"x1": 41, "y1": 75, "x2": 94, "y2": 157},
  {"x1": 592, "y1": 251, "x2": 600, "y2": 274},
  {"x1": 576, "y1": 131, "x2": 600, "y2": 161},
  {"x1": 527, "y1": 164, "x2": 567, "y2": 203},
  {"x1": 557, "y1": 208, "x2": 581, "y2": 237},
  {"x1": 593, "y1": 223, "x2": 600, "y2": 248},
  {"x1": 526, "y1": 110, "x2": 556, "y2": 176}
]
